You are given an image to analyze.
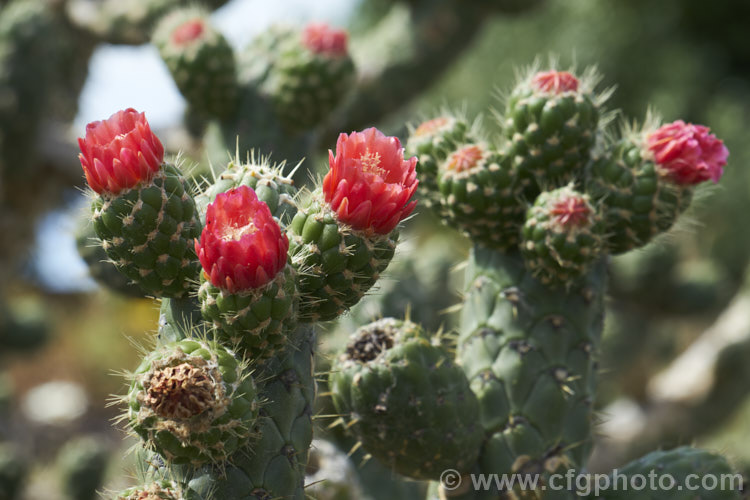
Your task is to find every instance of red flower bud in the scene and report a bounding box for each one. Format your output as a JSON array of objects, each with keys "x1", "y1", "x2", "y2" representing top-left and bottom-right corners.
[
  {"x1": 647, "y1": 120, "x2": 728, "y2": 185},
  {"x1": 531, "y1": 70, "x2": 579, "y2": 94},
  {"x1": 301, "y1": 23, "x2": 348, "y2": 56},
  {"x1": 78, "y1": 108, "x2": 164, "y2": 195}
]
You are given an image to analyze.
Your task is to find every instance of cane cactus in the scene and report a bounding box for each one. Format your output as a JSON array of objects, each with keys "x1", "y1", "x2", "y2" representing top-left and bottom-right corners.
[
  {"x1": 73, "y1": 107, "x2": 419, "y2": 499},
  {"x1": 74, "y1": 52, "x2": 740, "y2": 499},
  {"x1": 330, "y1": 66, "x2": 735, "y2": 499}
]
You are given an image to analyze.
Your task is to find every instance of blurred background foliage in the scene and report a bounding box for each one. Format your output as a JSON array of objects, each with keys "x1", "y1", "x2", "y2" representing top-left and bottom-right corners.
[{"x1": 2, "y1": 0, "x2": 750, "y2": 498}]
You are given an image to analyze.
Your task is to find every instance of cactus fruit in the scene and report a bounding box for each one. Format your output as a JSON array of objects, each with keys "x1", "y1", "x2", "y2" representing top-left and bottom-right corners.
[
  {"x1": 57, "y1": 436, "x2": 109, "y2": 500},
  {"x1": 406, "y1": 115, "x2": 474, "y2": 210},
  {"x1": 196, "y1": 186, "x2": 296, "y2": 358},
  {"x1": 114, "y1": 479, "x2": 185, "y2": 500},
  {"x1": 438, "y1": 142, "x2": 526, "y2": 250},
  {"x1": 503, "y1": 68, "x2": 602, "y2": 195},
  {"x1": 520, "y1": 185, "x2": 604, "y2": 285},
  {"x1": 289, "y1": 128, "x2": 417, "y2": 321},
  {"x1": 153, "y1": 8, "x2": 238, "y2": 119},
  {"x1": 588, "y1": 119, "x2": 728, "y2": 254},
  {"x1": 329, "y1": 318, "x2": 483, "y2": 480},
  {"x1": 289, "y1": 195, "x2": 398, "y2": 322},
  {"x1": 262, "y1": 23, "x2": 355, "y2": 131},
  {"x1": 79, "y1": 109, "x2": 202, "y2": 298},
  {"x1": 126, "y1": 338, "x2": 259, "y2": 465}
]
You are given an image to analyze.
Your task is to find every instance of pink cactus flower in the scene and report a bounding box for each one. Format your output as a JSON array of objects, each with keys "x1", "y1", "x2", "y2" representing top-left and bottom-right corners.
[
  {"x1": 171, "y1": 19, "x2": 205, "y2": 45},
  {"x1": 446, "y1": 145, "x2": 485, "y2": 173},
  {"x1": 323, "y1": 127, "x2": 418, "y2": 235},
  {"x1": 647, "y1": 120, "x2": 728, "y2": 185},
  {"x1": 78, "y1": 108, "x2": 164, "y2": 195},
  {"x1": 196, "y1": 186, "x2": 289, "y2": 293},
  {"x1": 532, "y1": 70, "x2": 580, "y2": 94},
  {"x1": 551, "y1": 195, "x2": 592, "y2": 227},
  {"x1": 301, "y1": 23, "x2": 348, "y2": 56}
]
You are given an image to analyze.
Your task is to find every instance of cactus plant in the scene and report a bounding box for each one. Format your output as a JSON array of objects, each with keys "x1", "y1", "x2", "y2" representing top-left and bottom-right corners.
[
  {"x1": 402, "y1": 68, "x2": 734, "y2": 499},
  {"x1": 73, "y1": 108, "x2": 420, "y2": 498},
  {"x1": 62, "y1": 4, "x2": 742, "y2": 493},
  {"x1": 70, "y1": 57, "x2": 744, "y2": 499}
]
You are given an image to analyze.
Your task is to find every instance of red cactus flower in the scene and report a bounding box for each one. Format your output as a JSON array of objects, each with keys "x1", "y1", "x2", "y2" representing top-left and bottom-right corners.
[
  {"x1": 446, "y1": 145, "x2": 485, "y2": 173},
  {"x1": 196, "y1": 186, "x2": 289, "y2": 293},
  {"x1": 78, "y1": 108, "x2": 164, "y2": 195},
  {"x1": 551, "y1": 195, "x2": 592, "y2": 227},
  {"x1": 532, "y1": 70, "x2": 579, "y2": 94},
  {"x1": 646, "y1": 120, "x2": 728, "y2": 185},
  {"x1": 302, "y1": 23, "x2": 348, "y2": 56},
  {"x1": 171, "y1": 18, "x2": 205, "y2": 45},
  {"x1": 322, "y1": 127, "x2": 418, "y2": 235}
]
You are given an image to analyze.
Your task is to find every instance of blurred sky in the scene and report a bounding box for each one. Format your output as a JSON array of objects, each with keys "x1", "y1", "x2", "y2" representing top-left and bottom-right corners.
[{"x1": 36, "y1": 0, "x2": 356, "y2": 292}]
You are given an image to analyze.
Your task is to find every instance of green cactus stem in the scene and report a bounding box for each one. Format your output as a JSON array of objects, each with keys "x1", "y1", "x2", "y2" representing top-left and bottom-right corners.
[
  {"x1": 593, "y1": 447, "x2": 741, "y2": 500},
  {"x1": 289, "y1": 193, "x2": 398, "y2": 322},
  {"x1": 520, "y1": 185, "x2": 605, "y2": 286},
  {"x1": 184, "y1": 326, "x2": 316, "y2": 500},
  {"x1": 456, "y1": 247, "x2": 606, "y2": 497},
  {"x1": 587, "y1": 132, "x2": 693, "y2": 255},
  {"x1": 330, "y1": 318, "x2": 484, "y2": 480},
  {"x1": 502, "y1": 67, "x2": 603, "y2": 196},
  {"x1": 91, "y1": 163, "x2": 202, "y2": 298},
  {"x1": 153, "y1": 7, "x2": 238, "y2": 119}
]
